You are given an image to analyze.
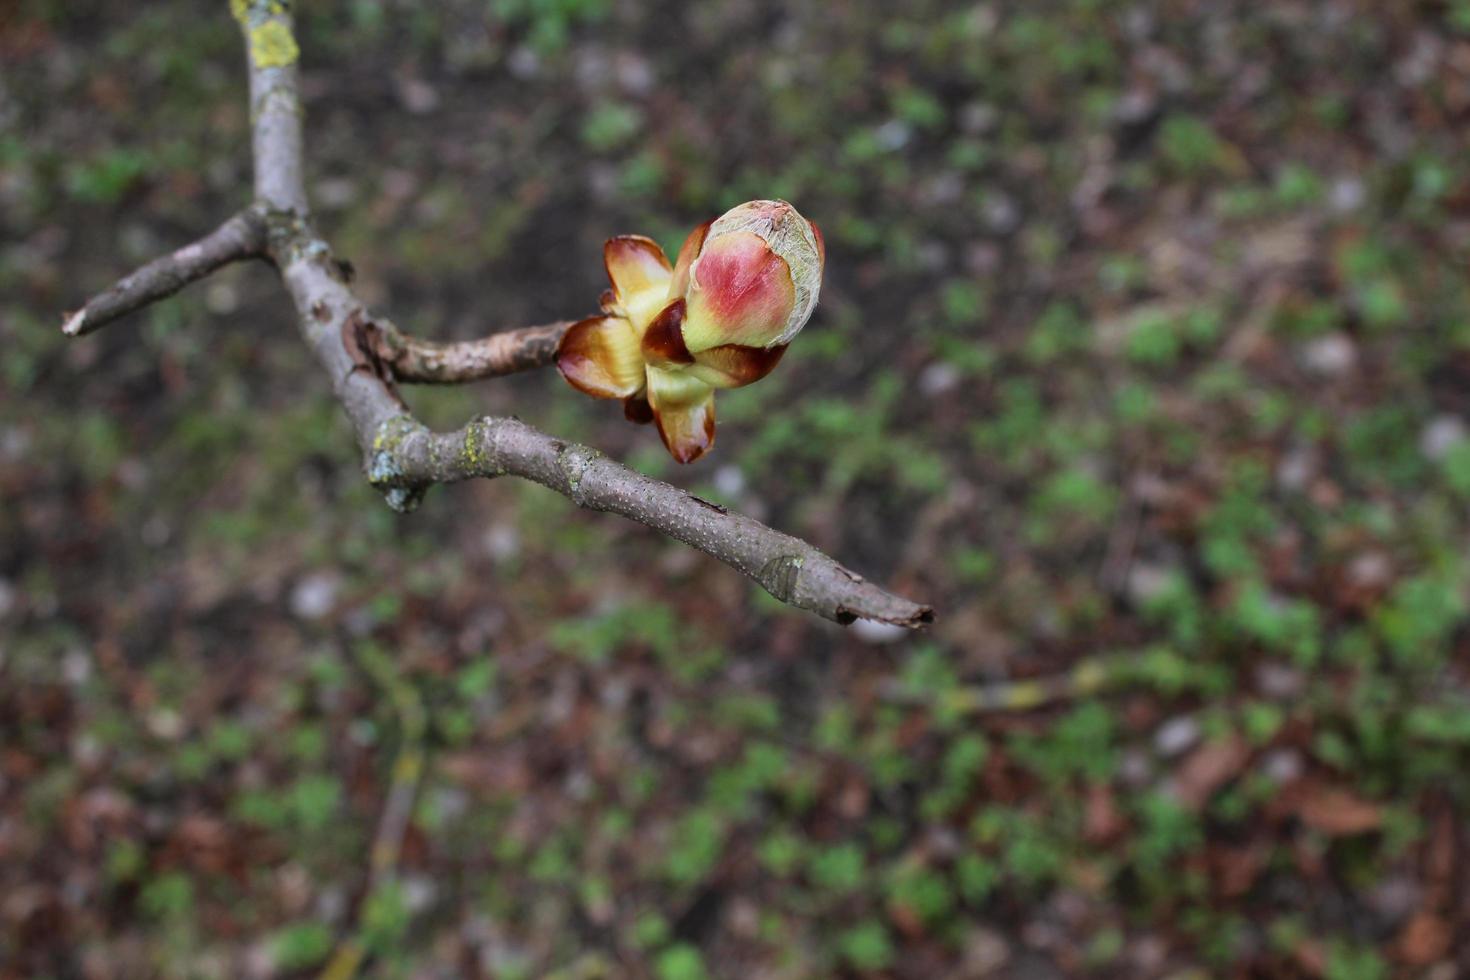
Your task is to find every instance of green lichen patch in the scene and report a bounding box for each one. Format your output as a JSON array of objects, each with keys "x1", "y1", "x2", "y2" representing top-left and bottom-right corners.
[
  {"x1": 371, "y1": 414, "x2": 418, "y2": 455},
  {"x1": 555, "y1": 443, "x2": 602, "y2": 503},
  {"x1": 382, "y1": 485, "x2": 426, "y2": 514},
  {"x1": 459, "y1": 419, "x2": 493, "y2": 473},
  {"x1": 757, "y1": 553, "x2": 804, "y2": 603},
  {"x1": 457, "y1": 420, "x2": 507, "y2": 478},
  {"x1": 367, "y1": 415, "x2": 429, "y2": 514}
]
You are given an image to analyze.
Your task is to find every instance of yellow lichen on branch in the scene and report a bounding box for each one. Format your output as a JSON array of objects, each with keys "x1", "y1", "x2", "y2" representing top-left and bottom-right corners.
[
  {"x1": 249, "y1": 21, "x2": 298, "y2": 68},
  {"x1": 231, "y1": 0, "x2": 290, "y2": 24}
]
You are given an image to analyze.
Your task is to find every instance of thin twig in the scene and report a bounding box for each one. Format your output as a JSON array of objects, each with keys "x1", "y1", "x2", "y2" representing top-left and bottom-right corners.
[
  {"x1": 320, "y1": 641, "x2": 428, "y2": 980},
  {"x1": 1098, "y1": 478, "x2": 1144, "y2": 596},
  {"x1": 885, "y1": 657, "x2": 1116, "y2": 714},
  {"x1": 373, "y1": 320, "x2": 573, "y2": 384},
  {"x1": 61, "y1": 209, "x2": 266, "y2": 337}
]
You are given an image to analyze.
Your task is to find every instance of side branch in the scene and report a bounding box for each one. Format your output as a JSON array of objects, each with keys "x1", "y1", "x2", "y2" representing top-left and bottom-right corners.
[
  {"x1": 373, "y1": 416, "x2": 935, "y2": 627},
  {"x1": 61, "y1": 209, "x2": 267, "y2": 336},
  {"x1": 372, "y1": 320, "x2": 573, "y2": 384}
]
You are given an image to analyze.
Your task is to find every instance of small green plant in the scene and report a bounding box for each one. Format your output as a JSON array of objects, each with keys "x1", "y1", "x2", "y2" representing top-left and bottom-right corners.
[
  {"x1": 655, "y1": 944, "x2": 710, "y2": 980},
  {"x1": 1159, "y1": 114, "x2": 1226, "y2": 175},
  {"x1": 271, "y1": 922, "x2": 335, "y2": 971},
  {"x1": 836, "y1": 920, "x2": 895, "y2": 971}
]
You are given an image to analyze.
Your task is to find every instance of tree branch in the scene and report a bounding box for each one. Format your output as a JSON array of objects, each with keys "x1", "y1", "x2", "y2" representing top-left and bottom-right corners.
[
  {"x1": 372, "y1": 320, "x2": 573, "y2": 384},
  {"x1": 241, "y1": 3, "x2": 307, "y2": 214},
  {"x1": 61, "y1": 209, "x2": 267, "y2": 336},
  {"x1": 366, "y1": 413, "x2": 934, "y2": 626},
  {"x1": 59, "y1": 0, "x2": 934, "y2": 630}
]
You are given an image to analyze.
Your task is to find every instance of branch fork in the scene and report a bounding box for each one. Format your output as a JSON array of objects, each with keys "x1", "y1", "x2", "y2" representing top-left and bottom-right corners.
[{"x1": 60, "y1": 0, "x2": 933, "y2": 630}]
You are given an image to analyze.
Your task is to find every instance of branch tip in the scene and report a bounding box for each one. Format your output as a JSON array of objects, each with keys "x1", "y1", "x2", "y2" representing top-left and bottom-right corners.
[{"x1": 62, "y1": 209, "x2": 266, "y2": 337}]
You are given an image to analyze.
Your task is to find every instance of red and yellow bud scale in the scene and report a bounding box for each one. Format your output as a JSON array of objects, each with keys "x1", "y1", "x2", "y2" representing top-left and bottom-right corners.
[{"x1": 556, "y1": 200, "x2": 824, "y2": 463}]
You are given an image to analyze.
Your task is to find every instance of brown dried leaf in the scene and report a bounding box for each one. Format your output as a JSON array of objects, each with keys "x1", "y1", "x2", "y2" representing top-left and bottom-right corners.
[
  {"x1": 1200, "y1": 840, "x2": 1268, "y2": 899},
  {"x1": 1295, "y1": 787, "x2": 1382, "y2": 836},
  {"x1": 1083, "y1": 783, "x2": 1126, "y2": 845},
  {"x1": 1173, "y1": 735, "x2": 1250, "y2": 811},
  {"x1": 1397, "y1": 910, "x2": 1451, "y2": 966}
]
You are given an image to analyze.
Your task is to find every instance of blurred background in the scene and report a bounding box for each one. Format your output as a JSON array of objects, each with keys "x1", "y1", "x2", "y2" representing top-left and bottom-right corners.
[{"x1": 5, "y1": 0, "x2": 1470, "y2": 976}]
